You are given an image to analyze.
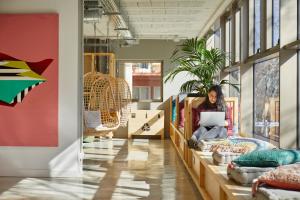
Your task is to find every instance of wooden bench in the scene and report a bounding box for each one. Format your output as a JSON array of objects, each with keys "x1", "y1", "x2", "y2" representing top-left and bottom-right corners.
[{"x1": 169, "y1": 96, "x2": 252, "y2": 200}]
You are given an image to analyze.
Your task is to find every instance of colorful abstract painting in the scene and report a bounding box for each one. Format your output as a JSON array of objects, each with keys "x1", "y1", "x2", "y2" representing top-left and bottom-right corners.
[
  {"x1": 0, "y1": 14, "x2": 58, "y2": 146},
  {"x1": 0, "y1": 52, "x2": 52, "y2": 105}
]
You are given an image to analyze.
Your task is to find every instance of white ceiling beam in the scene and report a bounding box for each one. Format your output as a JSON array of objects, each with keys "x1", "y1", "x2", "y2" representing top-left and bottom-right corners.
[{"x1": 198, "y1": 0, "x2": 235, "y2": 38}]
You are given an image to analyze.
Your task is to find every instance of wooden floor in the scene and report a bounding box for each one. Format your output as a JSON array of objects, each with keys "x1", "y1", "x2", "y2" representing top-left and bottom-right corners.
[{"x1": 0, "y1": 139, "x2": 202, "y2": 200}]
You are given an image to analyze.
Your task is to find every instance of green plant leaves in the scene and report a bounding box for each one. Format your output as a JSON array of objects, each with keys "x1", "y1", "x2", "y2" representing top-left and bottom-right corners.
[{"x1": 165, "y1": 37, "x2": 239, "y2": 95}]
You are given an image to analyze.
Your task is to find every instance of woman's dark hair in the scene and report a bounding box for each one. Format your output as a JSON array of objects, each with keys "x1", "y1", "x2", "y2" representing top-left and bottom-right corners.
[{"x1": 203, "y1": 85, "x2": 225, "y2": 111}]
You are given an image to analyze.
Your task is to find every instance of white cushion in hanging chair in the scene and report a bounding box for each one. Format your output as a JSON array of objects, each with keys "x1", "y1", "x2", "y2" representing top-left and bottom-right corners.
[{"x1": 84, "y1": 110, "x2": 102, "y2": 128}]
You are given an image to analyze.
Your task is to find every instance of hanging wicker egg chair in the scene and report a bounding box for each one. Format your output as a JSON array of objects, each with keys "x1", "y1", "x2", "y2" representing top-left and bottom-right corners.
[{"x1": 83, "y1": 72, "x2": 131, "y2": 136}]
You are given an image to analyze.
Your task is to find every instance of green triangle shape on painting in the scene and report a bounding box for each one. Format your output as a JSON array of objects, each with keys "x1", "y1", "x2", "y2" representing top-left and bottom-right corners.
[{"x1": 0, "y1": 80, "x2": 44, "y2": 104}]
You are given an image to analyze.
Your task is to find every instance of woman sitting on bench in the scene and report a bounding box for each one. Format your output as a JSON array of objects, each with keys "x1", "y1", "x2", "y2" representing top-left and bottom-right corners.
[{"x1": 188, "y1": 85, "x2": 231, "y2": 149}]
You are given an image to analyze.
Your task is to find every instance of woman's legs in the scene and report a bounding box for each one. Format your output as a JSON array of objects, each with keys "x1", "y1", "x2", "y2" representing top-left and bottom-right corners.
[
  {"x1": 188, "y1": 127, "x2": 208, "y2": 148},
  {"x1": 188, "y1": 126, "x2": 227, "y2": 148},
  {"x1": 197, "y1": 126, "x2": 227, "y2": 140},
  {"x1": 191, "y1": 126, "x2": 208, "y2": 141}
]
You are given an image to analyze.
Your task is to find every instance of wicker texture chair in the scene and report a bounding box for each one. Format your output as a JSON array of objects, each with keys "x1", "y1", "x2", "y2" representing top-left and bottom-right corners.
[{"x1": 83, "y1": 72, "x2": 131, "y2": 136}]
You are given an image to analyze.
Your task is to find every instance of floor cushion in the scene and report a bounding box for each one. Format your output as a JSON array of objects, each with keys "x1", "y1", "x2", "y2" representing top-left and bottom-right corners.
[
  {"x1": 211, "y1": 137, "x2": 276, "y2": 165},
  {"x1": 254, "y1": 184, "x2": 300, "y2": 200},
  {"x1": 227, "y1": 164, "x2": 274, "y2": 186}
]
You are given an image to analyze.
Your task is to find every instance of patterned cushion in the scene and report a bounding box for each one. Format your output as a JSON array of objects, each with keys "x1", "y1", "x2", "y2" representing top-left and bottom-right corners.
[
  {"x1": 197, "y1": 139, "x2": 229, "y2": 151},
  {"x1": 233, "y1": 149, "x2": 300, "y2": 167},
  {"x1": 253, "y1": 163, "x2": 300, "y2": 193},
  {"x1": 210, "y1": 137, "x2": 276, "y2": 153},
  {"x1": 228, "y1": 137, "x2": 277, "y2": 151}
]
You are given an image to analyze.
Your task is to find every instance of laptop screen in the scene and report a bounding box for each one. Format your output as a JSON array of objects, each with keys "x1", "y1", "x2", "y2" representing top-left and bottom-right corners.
[{"x1": 199, "y1": 112, "x2": 225, "y2": 127}]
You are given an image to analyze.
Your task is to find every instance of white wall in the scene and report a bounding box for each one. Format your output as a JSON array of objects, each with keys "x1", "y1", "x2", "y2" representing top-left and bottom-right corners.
[{"x1": 0, "y1": 0, "x2": 83, "y2": 177}]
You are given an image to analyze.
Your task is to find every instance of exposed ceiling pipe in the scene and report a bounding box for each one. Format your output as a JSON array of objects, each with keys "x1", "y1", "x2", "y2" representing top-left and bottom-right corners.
[{"x1": 101, "y1": 0, "x2": 135, "y2": 42}]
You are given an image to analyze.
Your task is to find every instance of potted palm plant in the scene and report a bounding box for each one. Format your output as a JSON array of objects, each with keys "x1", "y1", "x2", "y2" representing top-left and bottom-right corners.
[{"x1": 165, "y1": 37, "x2": 239, "y2": 96}]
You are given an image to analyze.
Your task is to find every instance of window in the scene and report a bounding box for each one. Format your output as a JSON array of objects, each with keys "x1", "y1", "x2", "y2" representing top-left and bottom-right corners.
[
  {"x1": 229, "y1": 69, "x2": 240, "y2": 98},
  {"x1": 225, "y1": 17, "x2": 232, "y2": 66},
  {"x1": 249, "y1": 0, "x2": 254, "y2": 56},
  {"x1": 298, "y1": 0, "x2": 300, "y2": 39},
  {"x1": 272, "y1": 0, "x2": 280, "y2": 46},
  {"x1": 254, "y1": 57, "x2": 280, "y2": 144},
  {"x1": 133, "y1": 87, "x2": 150, "y2": 100},
  {"x1": 153, "y1": 87, "x2": 161, "y2": 100},
  {"x1": 229, "y1": 69, "x2": 241, "y2": 130},
  {"x1": 119, "y1": 61, "x2": 162, "y2": 102},
  {"x1": 254, "y1": 0, "x2": 261, "y2": 53},
  {"x1": 298, "y1": 51, "x2": 300, "y2": 149},
  {"x1": 206, "y1": 32, "x2": 214, "y2": 50},
  {"x1": 235, "y1": 9, "x2": 241, "y2": 62},
  {"x1": 214, "y1": 28, "x2": 221, "y2": 49}
]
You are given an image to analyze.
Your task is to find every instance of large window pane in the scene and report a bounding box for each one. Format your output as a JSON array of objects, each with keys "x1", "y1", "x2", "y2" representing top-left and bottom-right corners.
[
  {"x1": 229, "y1": 69, "x2": 241, "y2": 130},
  {"x1": 229, "y1": 70, "x2": 240, "y2": 98},
  {"x1": 206, "y1": 33, "x2": 214, "y2": 50},
  {"x1": 249, "y1": 0, "x2": 254, "y2": 56},
  {"x1": 214, "y1": 28, "x2": 221, "y2": 49},
  {"x1": 153, "y1": 87, "x2": 161, "y2": 100},
  {"x1": 139, "y1": 87, "x2": 150, "y2": 100},
  {"x1": 254, "y1": 0, "x2": 261, "y2": 53},
  {"x1": 225, "y1": 18, "x2": 231, "y2": 66},
  {"x1": 254, "y1": 57, "x2": 280, "y2": 143},
  {"x1": 120, "y1": 61, "x2": 162, "y2": 101},
  {"x1": 272, "y1": 0, "x2": 280, "y2": 46},
  {"x1": 235, "y1": 10, "x2": 241, "y2": 62},
  {"x1": 298, "y1": 51, "x2": 300, "y2": 149},
  {"x1": 298, "y1": 0, "x2": 300, "y2": 39}
]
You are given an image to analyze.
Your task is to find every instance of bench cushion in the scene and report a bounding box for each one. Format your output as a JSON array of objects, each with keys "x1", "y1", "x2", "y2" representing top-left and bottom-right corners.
[
  {"x1": 254, "y1": 185, "x2": 300, "y2": 200},
  {"x1": 227, "y1": 164, "x2": 274, "y2": 186}
]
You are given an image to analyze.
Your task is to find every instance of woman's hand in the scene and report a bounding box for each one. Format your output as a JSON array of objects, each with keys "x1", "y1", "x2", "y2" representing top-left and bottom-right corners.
[{"x1": 224, "y1": 120, "x2": 229, "y2": 127}]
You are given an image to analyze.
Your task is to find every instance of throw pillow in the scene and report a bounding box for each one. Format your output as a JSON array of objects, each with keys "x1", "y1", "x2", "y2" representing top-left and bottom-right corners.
[
  {"x1": 178, "y1": 102, "x2": 185, "y2": 128},
  {"x1": 178, "y1": 93, "x2": 187, "y2": 128},
  {"x1": 172, "y1": 99, "x2": 176, "y2": 122},
  {"x1": 252, "y1": 163, "x2": 300, "y2": 194},
  {"x1": 233, "y1": 149, "x2": 300, "y2": 167}
]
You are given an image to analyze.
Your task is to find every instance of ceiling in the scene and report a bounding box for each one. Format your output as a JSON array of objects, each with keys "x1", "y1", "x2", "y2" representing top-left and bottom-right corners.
[{"x1": 84, "y1": 0, "x2": 225, "y2": 40}]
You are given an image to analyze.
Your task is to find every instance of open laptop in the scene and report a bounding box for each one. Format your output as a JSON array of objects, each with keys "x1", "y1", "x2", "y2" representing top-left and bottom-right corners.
[{"x1": 199, "y1": 112, "x2": 225, "y2": 127}]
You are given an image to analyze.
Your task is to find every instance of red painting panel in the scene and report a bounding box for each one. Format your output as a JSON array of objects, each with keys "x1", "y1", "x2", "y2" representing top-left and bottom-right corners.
[{"x1": 0, "y1": 14, "x2": 58, "y2": 146}]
